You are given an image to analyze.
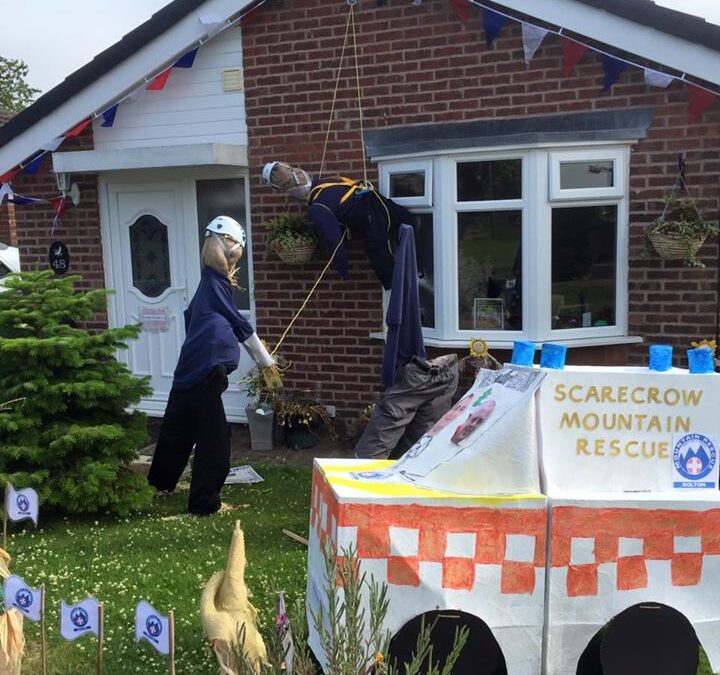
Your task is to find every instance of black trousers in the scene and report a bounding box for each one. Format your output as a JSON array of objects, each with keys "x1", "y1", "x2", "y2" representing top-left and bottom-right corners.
[{"x1": 147, "y1": 366, "x2": 230, "y2": 514}]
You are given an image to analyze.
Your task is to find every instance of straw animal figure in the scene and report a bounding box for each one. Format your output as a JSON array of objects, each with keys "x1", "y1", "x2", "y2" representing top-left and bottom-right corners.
[
  {"x1": 0, "y1": 548, "x2": 24, "y2": 675},
  {"x1": 200, "y1": 522, "x2": 267, "y2": 674}
]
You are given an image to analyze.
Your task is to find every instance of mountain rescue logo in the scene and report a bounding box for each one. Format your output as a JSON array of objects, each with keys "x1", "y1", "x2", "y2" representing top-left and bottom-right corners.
[
  {"x1": 15, "y1": 588, "x2": 33, "y2": 610},
  {"x1": 16, "y1": 494, "x2": 30, "y2": 514},
  {"x1": 145, "y1": 614, "x2": 163, "y2": 642},
  {"x1": 71, "y1": 607, "x2": 90, "y2": 631},
  {"x1": 673, "y1": 433, "x2": 717, "y2": 487}
]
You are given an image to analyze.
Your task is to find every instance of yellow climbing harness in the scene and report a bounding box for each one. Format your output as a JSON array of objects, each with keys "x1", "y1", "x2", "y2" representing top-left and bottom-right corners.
[{"x1": 307, "y1": 177, "x2": 364, "y2": 206}]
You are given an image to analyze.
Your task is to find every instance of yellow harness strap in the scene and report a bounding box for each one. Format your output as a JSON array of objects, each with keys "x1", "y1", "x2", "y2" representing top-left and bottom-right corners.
[{"x1": 307, "y1": 177, "x2": 367, "y2": 206}]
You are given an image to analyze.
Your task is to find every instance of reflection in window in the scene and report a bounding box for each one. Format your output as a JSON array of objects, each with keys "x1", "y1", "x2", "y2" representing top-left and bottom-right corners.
[
  {"x1": 457, "y1": 211, "x2": 522, "y2": 331},
  {"x1": 457, "y1": 160, "x2": 521, "y2": 201},
  {"x1": 196, "y1": 178, "x2": 249, "y2": 311},
  {"x1": 560, "y1": 161, "x2": 614, "y2": 189},
  {"x1": 0, "y1": 262, "x2": 10, "y2": 279},
  {"x1": 408, "y1": 213, "x2": 435, "y2": 329},
  {"x1": 129, "y1": 215, "x2": 171, "y2": 298},
  {"x1": 390, "y1": 172, "x2": 425, "y2": 198},
  {"x1": 552, "y1": 205, "x2": 617, "y2": 329}
]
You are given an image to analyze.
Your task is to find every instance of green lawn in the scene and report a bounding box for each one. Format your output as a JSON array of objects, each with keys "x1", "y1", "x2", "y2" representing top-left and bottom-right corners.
[
  {"x1": 10, "y1": 464, "x2": 716, "y2": 674},
  {"x1": 16, "y1": 465, "x2": 312, "y2": 674}
]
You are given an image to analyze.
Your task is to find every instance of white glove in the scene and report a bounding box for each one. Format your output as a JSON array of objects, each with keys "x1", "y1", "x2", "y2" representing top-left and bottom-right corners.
[{"x1": 242, "y1": 332, "x2": 275, "y2": 368}]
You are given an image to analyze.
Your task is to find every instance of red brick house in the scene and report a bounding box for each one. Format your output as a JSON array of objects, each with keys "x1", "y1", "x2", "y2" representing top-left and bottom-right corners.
[{"x1": 0, "y1": 0, "x2": 718, "y2": 425}]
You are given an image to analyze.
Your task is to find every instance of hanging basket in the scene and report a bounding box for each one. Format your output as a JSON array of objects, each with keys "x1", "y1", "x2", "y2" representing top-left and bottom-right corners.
[
  {"x1": 271, "y1": 239, "x2": 316, "y2": 264},
  {"x1": 647, "y1": 230, "x2": 706, "y2": 261}
]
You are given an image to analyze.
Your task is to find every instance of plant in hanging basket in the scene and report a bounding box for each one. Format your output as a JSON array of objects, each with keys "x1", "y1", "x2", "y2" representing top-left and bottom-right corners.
[
  {"x1": 646, "y1": 195, "x2": 719, "y2": 267},
  {"x1": 265, "y1": 213, "x2": 317, "y2": 264}
]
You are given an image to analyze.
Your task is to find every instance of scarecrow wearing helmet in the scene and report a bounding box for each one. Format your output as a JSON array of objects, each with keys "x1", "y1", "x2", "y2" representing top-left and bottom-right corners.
[
  {"x1": 148, "y1": 216, "x2": 275, "y2": 515},
  {"x1": 262, "y1": 162, "x2": 411, "y2": 289}
]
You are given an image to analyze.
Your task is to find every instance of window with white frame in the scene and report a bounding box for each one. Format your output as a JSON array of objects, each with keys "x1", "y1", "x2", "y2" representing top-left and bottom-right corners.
[{"x1": 380, "y1": 145, "x2": 629, "y2": 345}]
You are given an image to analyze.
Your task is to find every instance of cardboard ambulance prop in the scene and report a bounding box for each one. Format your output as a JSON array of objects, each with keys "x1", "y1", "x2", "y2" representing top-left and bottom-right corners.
[{"x1": 306, "y1": 363, "x2": 720, "y2": 674}]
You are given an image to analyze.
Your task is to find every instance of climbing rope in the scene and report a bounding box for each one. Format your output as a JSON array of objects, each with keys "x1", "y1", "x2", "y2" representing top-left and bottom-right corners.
[{"x1": 270, "y1": 1, "x2": 393, "y2": 358}]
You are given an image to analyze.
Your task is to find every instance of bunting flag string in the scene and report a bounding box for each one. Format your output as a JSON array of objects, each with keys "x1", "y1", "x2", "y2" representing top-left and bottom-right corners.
[
  {"x1": 100, "y1": 105, "x2": 118, "y2": 128},
  {"x1": 146, "y1": 68, "x2": 173, "y2": 91},
  {"x1": 457, "y1": 0, "x2": 719, "y2": 122}
]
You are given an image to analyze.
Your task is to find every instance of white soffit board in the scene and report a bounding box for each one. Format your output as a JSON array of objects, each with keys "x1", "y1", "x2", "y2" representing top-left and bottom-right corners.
[
  {"x1": 51, "y1": 143, "x2": 248, "y2": 173},
  {"x1": 501, "y1": 0, "x2": 720, "y2": 87}
]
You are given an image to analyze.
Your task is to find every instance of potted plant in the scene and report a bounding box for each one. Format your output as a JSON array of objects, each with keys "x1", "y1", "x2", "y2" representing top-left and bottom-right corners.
[
  {"x1": 265, "y1": 212, "x2": 317, "y2": 264},
  {"x1": 646, "y1": 195, "x2": 719, "y2": 267},
  {"x1": 274, "y1": 390, "x2": 335, "y2": 450}
]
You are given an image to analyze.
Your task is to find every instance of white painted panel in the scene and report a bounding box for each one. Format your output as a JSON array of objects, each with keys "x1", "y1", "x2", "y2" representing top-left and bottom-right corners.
[{"x1": 94, "y1": 28, "x2": 247, "y2": 151}]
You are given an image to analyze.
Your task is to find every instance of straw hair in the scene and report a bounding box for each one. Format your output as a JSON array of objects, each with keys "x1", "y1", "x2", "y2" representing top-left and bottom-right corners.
[{"x1": 202, "y1": 235, "x2": 244, "y2": 286}]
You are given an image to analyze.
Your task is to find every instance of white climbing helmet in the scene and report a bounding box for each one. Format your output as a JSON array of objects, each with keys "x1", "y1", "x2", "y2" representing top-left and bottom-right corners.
[
  {"x1": 205, "y1": 216, "x2": 246, "y2": 248},
  {"x1": 262, "y1": 161, "x2": 312, "y2": 199}
]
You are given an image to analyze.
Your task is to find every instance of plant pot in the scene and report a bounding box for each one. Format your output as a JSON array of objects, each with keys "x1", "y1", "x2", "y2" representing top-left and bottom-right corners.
[
  {"x1": 245, "y1": 404, "x2": 274, "y2": 451},
  {"x1": 272, "y1": 239, "x2": 316, "y2": 264},
  {"x1": 648, "y1": 231, "x2": 706, "y2": 261},
  {"x1": 284, "y1": 425, "x2": 319, "y2": 450}
]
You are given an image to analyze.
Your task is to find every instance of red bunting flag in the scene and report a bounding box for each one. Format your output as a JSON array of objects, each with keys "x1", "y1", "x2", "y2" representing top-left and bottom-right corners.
[
  {"x1": 562, "y1": 38, "x2": 588, "y2": 77},
  {"x1": 450, "y1": 0, "x2": 471, "y2": 25},
  {"x1": 687, "y1": 85, "x2": 716, "y2": 123},
  {"x1": 147, "y1": 68, "x2": 172, "y2": 91},
  {"x1": 65, "y1": 118, "x2": 92, "y2": 138},
  {"x1": 0, "y1": 167, "x2": 20, "y2": 184}
]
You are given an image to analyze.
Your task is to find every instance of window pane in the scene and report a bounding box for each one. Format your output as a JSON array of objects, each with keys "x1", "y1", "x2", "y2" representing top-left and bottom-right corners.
[
  {"x1": 457, "y1": 160, "x2": 521, "y2": 201},
  {"x1": 457, "y1": 211, "x2": 522, "y2": 331},
  {"x1": 552, "y1": 205, "x2": 617, "y2": 330},
  {"x1": 560, "y1": 161, "x2": 614, "y2": 189},
  {"x1": 390, "y1": 172, "x2": 425, "y2": 198},
  {"x1": 196, "y1": 178, "x2": 249, "y2": 311},
  {"x1": 129, "y1": 215, "x2": 171, "y2": 298},
  {"x1": 407, "y1": 213, "x2": 435, "y2": 329},
  {"x1": 0, "y1": 262, "x2": 9, "y2": 279}
]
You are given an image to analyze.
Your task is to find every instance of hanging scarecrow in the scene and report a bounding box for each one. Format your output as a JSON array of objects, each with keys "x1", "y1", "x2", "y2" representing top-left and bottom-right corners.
[{"x1": 262, "y1": 161, "x2": 412, "y2": 289}]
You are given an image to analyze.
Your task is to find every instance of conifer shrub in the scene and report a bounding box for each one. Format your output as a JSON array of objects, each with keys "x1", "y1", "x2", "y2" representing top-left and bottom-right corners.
[{"x1": 0, "y1": 272, "x2": 153, "y2": 514}]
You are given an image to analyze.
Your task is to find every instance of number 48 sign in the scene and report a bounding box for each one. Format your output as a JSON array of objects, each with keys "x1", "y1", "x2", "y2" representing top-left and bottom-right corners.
[{"x1": 49, "y1": 241, "x2": 70, "y2": 276}]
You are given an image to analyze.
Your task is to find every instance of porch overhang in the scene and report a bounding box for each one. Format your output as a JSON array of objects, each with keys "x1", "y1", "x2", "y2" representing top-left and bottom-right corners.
[{"x1": 51, "y1": 143, "x2": 248, "y2": 173}]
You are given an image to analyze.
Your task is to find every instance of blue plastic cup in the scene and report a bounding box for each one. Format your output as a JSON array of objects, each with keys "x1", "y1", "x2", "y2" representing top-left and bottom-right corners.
[
  {"x1": 511, "y1": 340, "x2": 536, "y2": 366},
  {"x1": 541, "y1": 343, "x2": 567, "y2": 370},
  {"x1": 649, "y1": 344, "x2": 673, "y2": 372},
  {"x1": 687, "y1": 347, "x2": 715, "y2": 374}
]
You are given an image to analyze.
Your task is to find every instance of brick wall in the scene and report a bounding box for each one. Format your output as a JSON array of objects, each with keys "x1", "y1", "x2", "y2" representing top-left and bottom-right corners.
[
  {"x1": 0, "y1": 203, "x2": 16, "y2": 246},
  {"x1": 242, "y1": 0, "x2": 720, "y2": 419},
  {"x1": 12, "y1": 129, "x2": 108, "y2": 331}
]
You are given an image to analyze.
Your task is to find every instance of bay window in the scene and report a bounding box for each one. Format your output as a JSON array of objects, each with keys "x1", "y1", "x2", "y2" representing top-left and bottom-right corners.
[{"x1": 380, "y1": 144, "x2": 631, "y2": 347}]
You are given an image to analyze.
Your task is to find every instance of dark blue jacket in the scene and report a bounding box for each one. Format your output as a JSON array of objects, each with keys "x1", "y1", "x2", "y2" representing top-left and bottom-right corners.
[
  {"x1": 173, "y1": 266, "x2": 254, "y2": 389},
  {"x1": 382, "y1": 224, "x2": 426, "y2": 388},
  {"x1": 307, "y1": 177, "x2": 411, "y2": 289}
]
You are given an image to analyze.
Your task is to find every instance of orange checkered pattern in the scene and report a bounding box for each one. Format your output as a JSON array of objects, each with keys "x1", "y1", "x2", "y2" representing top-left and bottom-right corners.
[
  {"x1": 310, "y1": 467, "x2": 547, "y2": 595},
  {"x1": 551, "y1": 505, "x2": 720, "y2": 597}
]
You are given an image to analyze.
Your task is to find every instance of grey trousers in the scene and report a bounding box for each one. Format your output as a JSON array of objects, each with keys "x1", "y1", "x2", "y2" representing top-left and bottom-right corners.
[{"x1": 354, "y1": 354, "x2": 459, "y2": 460}]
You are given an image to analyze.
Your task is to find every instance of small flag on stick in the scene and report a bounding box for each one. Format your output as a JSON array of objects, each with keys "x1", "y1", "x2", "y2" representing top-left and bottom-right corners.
[{"x1": 136, "y1": 600, "x2": 175, "y2": 673}]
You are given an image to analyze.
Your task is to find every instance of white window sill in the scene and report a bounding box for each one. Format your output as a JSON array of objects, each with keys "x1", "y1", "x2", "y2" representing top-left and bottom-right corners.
[{"x1": 369, "y1": 333, "x2": 644, "y2": 350}]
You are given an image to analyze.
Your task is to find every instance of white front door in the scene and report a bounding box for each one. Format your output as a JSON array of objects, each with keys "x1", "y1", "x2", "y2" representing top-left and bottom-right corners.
[{"x1": 103, "y1": 178, "x2": 254, "y2": 421}]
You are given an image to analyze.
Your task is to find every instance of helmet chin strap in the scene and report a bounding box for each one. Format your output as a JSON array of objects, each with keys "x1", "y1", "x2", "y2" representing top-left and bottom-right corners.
[{"x1": 211, "y1": 232, "x2": 242, "y2": 257}]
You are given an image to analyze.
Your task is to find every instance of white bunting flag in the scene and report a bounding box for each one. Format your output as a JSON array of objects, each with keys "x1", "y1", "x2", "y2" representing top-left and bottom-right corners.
[
  {"x1": 522, "y1": 23, "x2": 549, "y2": 64},
  {"x1": 0, "y1": 183, "x2": 12, "y2": 205},
  {"x1": 644, "y1": 68, "x2": 674, "y2": 88},
  {"x1": 4, "y1": 575, "x2": 43, "y2": 622},
  {"x1": 40, "y1": 136, "x2": 64, "y2": 153},
  {"x1": 6, "y1": 484, "x2": 39, "y2": 526},
  {"x1": 135, "y1": 600, "x2": 170, "y2": 655},
  {"x1": 60, "y1": 597, "x2": 100, "y2": 641},
  {"x1": 199, "y1": 13, "x2": 226, "y2": 39}
]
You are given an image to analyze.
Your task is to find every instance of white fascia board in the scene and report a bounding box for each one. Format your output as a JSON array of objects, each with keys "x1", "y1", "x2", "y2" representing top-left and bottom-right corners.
[
  {"x1": 52, "y1": 143, "x2": 248, "y2": 173},
  {"x1": 501, "y1": 0, "x2": 720, "y2": 87},
  {"x1": 0, "y1": 0, "x2": 253, "y2": 176}
]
